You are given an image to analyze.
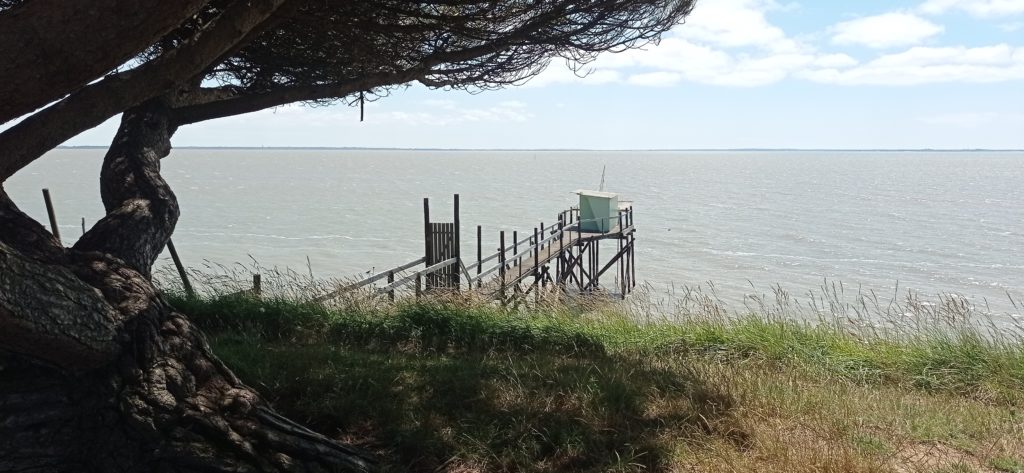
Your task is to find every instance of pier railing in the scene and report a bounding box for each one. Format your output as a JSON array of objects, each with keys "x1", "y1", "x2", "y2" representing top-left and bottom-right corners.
[{"x1": 313, "y1": 197, "x2": 635, "y2": 303}]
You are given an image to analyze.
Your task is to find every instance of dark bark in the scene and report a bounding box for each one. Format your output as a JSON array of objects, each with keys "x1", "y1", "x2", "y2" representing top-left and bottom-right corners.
[
  {"x1": 0, "y1": 0, "x2": 289, "y2": 182},
  {"x1": 74, "y1": 102, "x2": 181, "y2": 276},
  {"x1": 0, "y1": 0, "x2": 210, "y2": 124},
  {"x1": 0, "y1": 101, "x2": 374, "y2": 472}
]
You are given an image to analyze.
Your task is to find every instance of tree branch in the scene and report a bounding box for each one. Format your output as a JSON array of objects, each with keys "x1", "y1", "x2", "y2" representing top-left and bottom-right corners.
[
  {"x1": 0, "y1": 0, "x2": 211, "y2": 124},
  {"x1": 0, "y1": 0, "x2": 290, "y2": 183},
  {"x1": 174, "y1": 27, "x2": 562, "y2": 125},
  {"x1": 0, "y1": 242, "x2": 123, "y2": 370}
]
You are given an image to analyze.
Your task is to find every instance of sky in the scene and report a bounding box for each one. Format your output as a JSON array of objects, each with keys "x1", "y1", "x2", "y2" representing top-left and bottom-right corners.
[{"x1": 66, "y1": 0, "x2": 1024, "y2": 149}]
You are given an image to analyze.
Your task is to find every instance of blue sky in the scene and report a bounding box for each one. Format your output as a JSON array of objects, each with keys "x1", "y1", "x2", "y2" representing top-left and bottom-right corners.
[{"x1": 70, "y1": 0, "x2": 1024, "y2": 149}]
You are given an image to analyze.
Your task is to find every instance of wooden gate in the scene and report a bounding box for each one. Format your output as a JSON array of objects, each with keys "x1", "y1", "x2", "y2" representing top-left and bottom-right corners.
[{"x1": 423, "y1": 195, "x2": 461, "y2": 291}]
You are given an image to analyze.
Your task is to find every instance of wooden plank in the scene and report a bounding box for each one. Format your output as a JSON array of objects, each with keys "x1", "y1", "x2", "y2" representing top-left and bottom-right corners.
[
  {"x1": 496, "y1": 229, "x2": 579, "y2": 288},
  {"x1": 379, "y1": 257, "x2": 457, "y2": 293},
  {"x1": 313, "y1": 257, "x2": 426, "y2": 301},
  {"x1": 459, "y1": 259, "x2": 473, "y2": 285}
]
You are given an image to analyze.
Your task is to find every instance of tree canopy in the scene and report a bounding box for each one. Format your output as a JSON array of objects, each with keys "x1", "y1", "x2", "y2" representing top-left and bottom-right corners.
[{"x1": 0, "y1": 0, "x2": 693, "y2": 181}]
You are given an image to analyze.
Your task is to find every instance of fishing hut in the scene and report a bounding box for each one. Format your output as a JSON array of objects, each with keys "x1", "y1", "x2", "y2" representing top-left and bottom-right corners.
[{"x1": 315, "y1": 193, "x2": 636, "y2": 303}]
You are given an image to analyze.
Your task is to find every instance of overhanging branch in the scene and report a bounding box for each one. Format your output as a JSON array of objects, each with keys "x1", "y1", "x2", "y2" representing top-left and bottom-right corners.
[
  {"x1": 0, "y1": 0, "x2": 290, "y2": 183},
  {"x1": 0, "y1": 0, "x2": 210, "y2": 124}
]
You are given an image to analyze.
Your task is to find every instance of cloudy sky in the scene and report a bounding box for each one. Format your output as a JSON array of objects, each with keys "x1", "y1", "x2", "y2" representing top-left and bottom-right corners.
[{"x1": 70, "y1": 0, "x2": 1024, "y2": 149}]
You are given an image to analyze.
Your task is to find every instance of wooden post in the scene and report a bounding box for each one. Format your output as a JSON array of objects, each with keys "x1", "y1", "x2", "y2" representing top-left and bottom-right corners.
[
  {"x1": 453, "y1": 194, "x2": 460, "y2": 290},
  {"x1": 41, "y1": 188, "x2": 60, "y2": 243},
  {"x1": 557, "y1": 219, "x2": 563, "y2": 285},
  {"x1": 578, "y1": 241, "x2": 584, "y2": 292},
  {"x1": 618, "y1": 211, "x2": 625, "y2": 299},
  {"x1": 415, "y1": 273, "x2": 422, "y2": 300},
  {"x1": 252, "y1": 273, "x2": 262, "y2": 298},
  {"x1": 533, "y1": 227, "x2": 540, "y2": 301},
  {"x1": 540, "y1": 221, "x2": 544, "y2": 250},
  {"x1": 423, "y1": 198, "x2": 431, "y2": 290},
  {"x1": 166, "y1": 239, "x2": 194, "y2": 298},
  {"x1": 387, "y1": 270, "x2": 395, "y2": 302},
  {"x1": 513, "y1": 230, "x2": 521, "y2": 282},
  {"x1": 81, "y1": 217, "x2": 86, "y2": 235},
  {"x1": 498, "y1": 231, "x2": 506, "y2": 303},
  {"x1": 626, "y1": 233, "x2": 634, "y2": 288},
  {"x1": 476, "y1": 225, "x2": 482, "y2": 289}
]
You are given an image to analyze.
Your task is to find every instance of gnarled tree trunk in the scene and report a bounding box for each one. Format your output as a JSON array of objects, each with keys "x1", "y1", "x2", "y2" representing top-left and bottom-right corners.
[{"x1": 0, "y1": 102, "x2": 373, "y2": 472}]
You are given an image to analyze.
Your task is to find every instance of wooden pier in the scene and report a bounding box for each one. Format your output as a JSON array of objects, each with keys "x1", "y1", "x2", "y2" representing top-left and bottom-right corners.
[{"x1": 315, "y1": 194, "x2": 636, "y2": 303}]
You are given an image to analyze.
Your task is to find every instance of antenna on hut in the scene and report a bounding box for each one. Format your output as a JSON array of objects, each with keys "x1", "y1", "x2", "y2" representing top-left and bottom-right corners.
[{"x1": 598, "y1": 165, "x2": 607, "y2": 192}]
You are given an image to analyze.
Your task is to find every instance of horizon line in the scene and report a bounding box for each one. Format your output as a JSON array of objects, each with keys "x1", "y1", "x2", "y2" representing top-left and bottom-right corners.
[{"x1": 58, "y1": 146, "x2": 1024, "y2": 152}]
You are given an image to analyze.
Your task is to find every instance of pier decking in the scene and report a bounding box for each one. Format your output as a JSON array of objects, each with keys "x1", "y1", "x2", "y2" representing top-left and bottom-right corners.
[{"x1": 315, "y1": 194, "x2": 636, "y2": 303}]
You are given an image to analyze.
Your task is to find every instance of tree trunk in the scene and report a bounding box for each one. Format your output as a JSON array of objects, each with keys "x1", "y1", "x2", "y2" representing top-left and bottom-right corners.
[{"x1": 0, "y1": 103, "x2": 374, "y2": 472}]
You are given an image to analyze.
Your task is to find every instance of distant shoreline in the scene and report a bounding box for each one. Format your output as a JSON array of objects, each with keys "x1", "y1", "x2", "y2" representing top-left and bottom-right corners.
[{"x1": 57, "y1": 146, "x2": 1024, "y2": 152}]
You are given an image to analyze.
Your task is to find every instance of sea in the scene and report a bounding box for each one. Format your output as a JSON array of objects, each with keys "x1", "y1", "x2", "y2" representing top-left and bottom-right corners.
[{"x1": 7, "y1": 148, "x2": 1024, "y2": 318}]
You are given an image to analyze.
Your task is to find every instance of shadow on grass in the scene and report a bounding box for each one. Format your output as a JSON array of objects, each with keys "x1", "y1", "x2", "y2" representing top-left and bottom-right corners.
[{"x1": 211, "y1": 335, "x2": 742, "y2": 472}]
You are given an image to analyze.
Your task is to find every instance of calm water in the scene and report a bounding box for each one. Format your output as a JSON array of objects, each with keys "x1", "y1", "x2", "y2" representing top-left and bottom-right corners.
[{"x1": 7, "y1": 148, "x2": 1024, "y2": 314}]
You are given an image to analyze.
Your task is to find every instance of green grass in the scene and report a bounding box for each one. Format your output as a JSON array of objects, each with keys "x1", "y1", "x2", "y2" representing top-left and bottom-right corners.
[
  {"x1": 174, "y1": 294, "x2": 1024, "y2": 401},
  {"x1": 171, "y1": 293, "x2": 1024, "y2": 472},
  {"x1": 992, "y1": 457, "x2": 1024, "y2": 472}
]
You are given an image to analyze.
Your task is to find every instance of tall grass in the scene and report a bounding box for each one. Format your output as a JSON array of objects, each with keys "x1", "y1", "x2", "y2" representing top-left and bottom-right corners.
[{"x1": 160, "y1": 266, "x2": 1024, "y2": 472}]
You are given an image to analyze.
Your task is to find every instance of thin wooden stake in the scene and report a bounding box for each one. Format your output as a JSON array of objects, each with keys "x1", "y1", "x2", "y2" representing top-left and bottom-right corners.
[
  {"x1": 167, "y1": 239, "x2": 194, "y2": 298},
  {"x1": 253, "y1": 273, "x2": 262, "y2": 298},
  {"x1": 41, "y1": 188, "x2": 60, "y2": 243}
]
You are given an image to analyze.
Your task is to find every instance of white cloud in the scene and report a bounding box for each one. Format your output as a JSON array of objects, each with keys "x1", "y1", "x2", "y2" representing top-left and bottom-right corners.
[
  {"x1": 674, "y1": 0, "x2": 801, "y2": 53},
  {"x1": 919, "y1": 0, "x2": 1024, "y2": 17},
  {"x1": 831, "y1": 13, "x2": 944, "y2": 49},
  {"x1": 800, "y1": 44, "x2": 1024, "y2": 85},
  {"x1": 528, "y1": 0, "x2": 821, "y2": 87},
  {"x1": 526, "y1": 0, "x2": 1024, "y2": 88}
]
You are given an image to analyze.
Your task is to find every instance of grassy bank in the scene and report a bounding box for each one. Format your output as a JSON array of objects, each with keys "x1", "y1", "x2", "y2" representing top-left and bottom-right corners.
[{"x1": 172, "y1": 293, "x2": 1024, "y2": 472}]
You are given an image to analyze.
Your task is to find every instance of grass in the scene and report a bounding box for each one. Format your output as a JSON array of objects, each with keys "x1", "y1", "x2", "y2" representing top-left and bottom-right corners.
[
  {"x1": 168, "y1": 289, "x2": 1024, "y2": 472},
  {"x1": 992, "y1": 457, "x2": 1024, "y2": 473}
]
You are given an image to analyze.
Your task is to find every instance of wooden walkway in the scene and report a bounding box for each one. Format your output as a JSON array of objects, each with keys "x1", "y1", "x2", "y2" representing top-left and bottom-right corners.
[
  {"x1": 495, "y1": 224, "x2": 633, "y2": 288},
  {"x1": 314, "y1": 196, "x2": 637, "y2": 303}
]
